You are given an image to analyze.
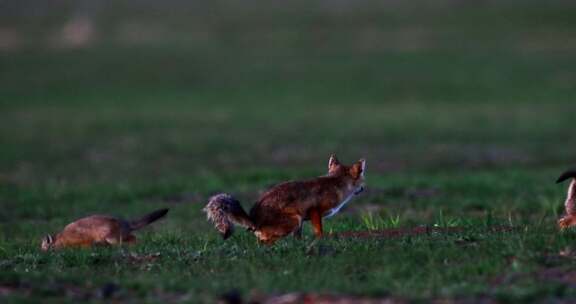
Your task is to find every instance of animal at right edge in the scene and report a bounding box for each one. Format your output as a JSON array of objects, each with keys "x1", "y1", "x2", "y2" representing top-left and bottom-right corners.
[{"x1": 557, "y1": 169, "x2": 576, "y2": 229}]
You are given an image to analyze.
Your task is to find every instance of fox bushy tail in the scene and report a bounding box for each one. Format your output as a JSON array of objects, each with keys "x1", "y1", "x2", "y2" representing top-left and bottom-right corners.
[
  {"x1": 129, "y1": 208, "x2": 169, "y2": 231},
  {"x1": 203, "y1": 193, "x2": 255, "y2": 239}
]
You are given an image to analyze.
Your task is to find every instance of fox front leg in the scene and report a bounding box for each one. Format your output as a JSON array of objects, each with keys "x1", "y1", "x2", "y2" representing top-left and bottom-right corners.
[
  {"x1": 309, "y1": 208, "x2": 323, "y2": 238},
  {"x1": 293, "y1": 223, "x2": 303, "y2": 239}
]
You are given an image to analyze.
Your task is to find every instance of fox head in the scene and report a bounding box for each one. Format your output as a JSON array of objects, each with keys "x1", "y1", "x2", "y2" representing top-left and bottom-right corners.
[
  {"x1": 328, "y1": 154, "x2": 366, "y2": 195},
  {"x1": 41, "y1": 234, "x2": 55, "y2": 251}
]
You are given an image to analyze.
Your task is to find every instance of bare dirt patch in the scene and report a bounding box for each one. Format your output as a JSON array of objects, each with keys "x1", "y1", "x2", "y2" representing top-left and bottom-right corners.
[
  {"x1": 328, "y1": 226, "x2": 517, "y2": 240},
  {"x1": 494, "y1": 265, "x2": 576, "y2": 290},
  {"x1": 220, "y1": 291, "x2": 502, "y2": 304},
  {"x1": 220, "y1": 291, "x2": 407, "y2": 304}
]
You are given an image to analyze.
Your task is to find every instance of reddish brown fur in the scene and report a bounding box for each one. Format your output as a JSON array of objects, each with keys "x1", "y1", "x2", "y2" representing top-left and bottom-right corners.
[
  {"x1": 41, "y1": 209, "x2": 168, "y2": 250},
  {"x1": 49, "y1": 215, "x2": 133, "y2": 250},
  {"x1": 559, "y1": 215, "x2": 576, "y2": 229},
  {"x1": 205, "y1": 155, "x2": 365, "y2": 244}
]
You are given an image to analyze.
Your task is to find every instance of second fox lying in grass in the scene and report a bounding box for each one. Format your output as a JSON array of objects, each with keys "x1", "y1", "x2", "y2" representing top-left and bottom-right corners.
[
  {"x1": 41, "y1": 208, "x2": 169, "y2": 250},
  {"x1": 204, "y1": 155, "x2": 365, "y2": 244}
]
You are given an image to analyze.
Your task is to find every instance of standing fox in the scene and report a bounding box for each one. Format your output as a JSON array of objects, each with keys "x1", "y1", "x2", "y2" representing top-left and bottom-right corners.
[
  {"x1": 557, "y1": 169, "x2": 576, "y2": 229},
  {"x1": 204, "y1": 155, "x2": 365, "y2": 244},
  {"x1": 41, "y1": 208, "x2": 169, "y2": 250}
]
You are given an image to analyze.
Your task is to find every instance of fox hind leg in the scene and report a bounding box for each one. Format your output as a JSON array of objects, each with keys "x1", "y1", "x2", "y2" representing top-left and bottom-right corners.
[
  {"x1": 104, "y1": 233, "x2": 127, "y2": 245},
  {"x1": 255, "y1": 228, "x2": 281, "y2": 245},
  {"x1": 256, "y1": 214, "x2": 302, "y2": 244}
]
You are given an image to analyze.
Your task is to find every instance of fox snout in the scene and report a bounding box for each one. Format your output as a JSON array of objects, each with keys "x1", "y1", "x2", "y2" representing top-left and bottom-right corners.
[{"x1": 354, "y1": 186, "x2": 365, "y2": 195}]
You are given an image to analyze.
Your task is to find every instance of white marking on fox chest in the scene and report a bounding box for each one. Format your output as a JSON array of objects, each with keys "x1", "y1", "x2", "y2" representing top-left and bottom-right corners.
[{"x1": 324, "y1": 192, "x2": 356, "y2": 218}]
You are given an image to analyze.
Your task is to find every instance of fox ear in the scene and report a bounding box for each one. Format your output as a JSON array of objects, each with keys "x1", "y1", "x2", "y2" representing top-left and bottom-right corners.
[
  {"x1": 328, "y1": 154, "x2": 340, "y2": 170},
  {"x1": 43, "y1": 235, "x2": 53, "y2": 244},
  {"x1": 41, "y1": 234, "x2": 54, "y2": 250},
  {"x1": 351, "y1": 159, "x2": 366, "y2": 178}
]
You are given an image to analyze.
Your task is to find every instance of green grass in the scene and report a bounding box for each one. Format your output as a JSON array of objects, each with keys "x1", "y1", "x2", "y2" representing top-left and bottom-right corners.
[
  {"x1": 1, "y1": 159, "x2": 575, "y2": 302},
  {"x1": 2, "y1": 1, "x2": 576, "y2": 302}
]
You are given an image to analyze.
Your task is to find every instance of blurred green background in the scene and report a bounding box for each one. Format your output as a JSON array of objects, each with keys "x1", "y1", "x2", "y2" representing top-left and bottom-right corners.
[
  {"x1": 2, "y1": 0, "x2": 575, "y2": 185},
  {"x1": 2, "y1": 1, "x2": 576, "y2": 301}
]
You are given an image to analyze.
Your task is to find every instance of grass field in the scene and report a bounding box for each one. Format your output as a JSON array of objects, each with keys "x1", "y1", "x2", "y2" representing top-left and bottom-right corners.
[{"x1": 2, "y1": 1, "x2": 576, "y2": 303}]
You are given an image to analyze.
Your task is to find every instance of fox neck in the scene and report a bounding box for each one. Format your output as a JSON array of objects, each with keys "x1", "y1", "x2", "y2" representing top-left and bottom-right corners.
[
  {"x1": 324, "y1": 192, "x2": 355, "y2": 218},
  {"x1": 51, "y1": 232, "x2": 65, "y2": 247},
  {"x1": 324, "y1": 182, "x2": 362, "y2": 218}
]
